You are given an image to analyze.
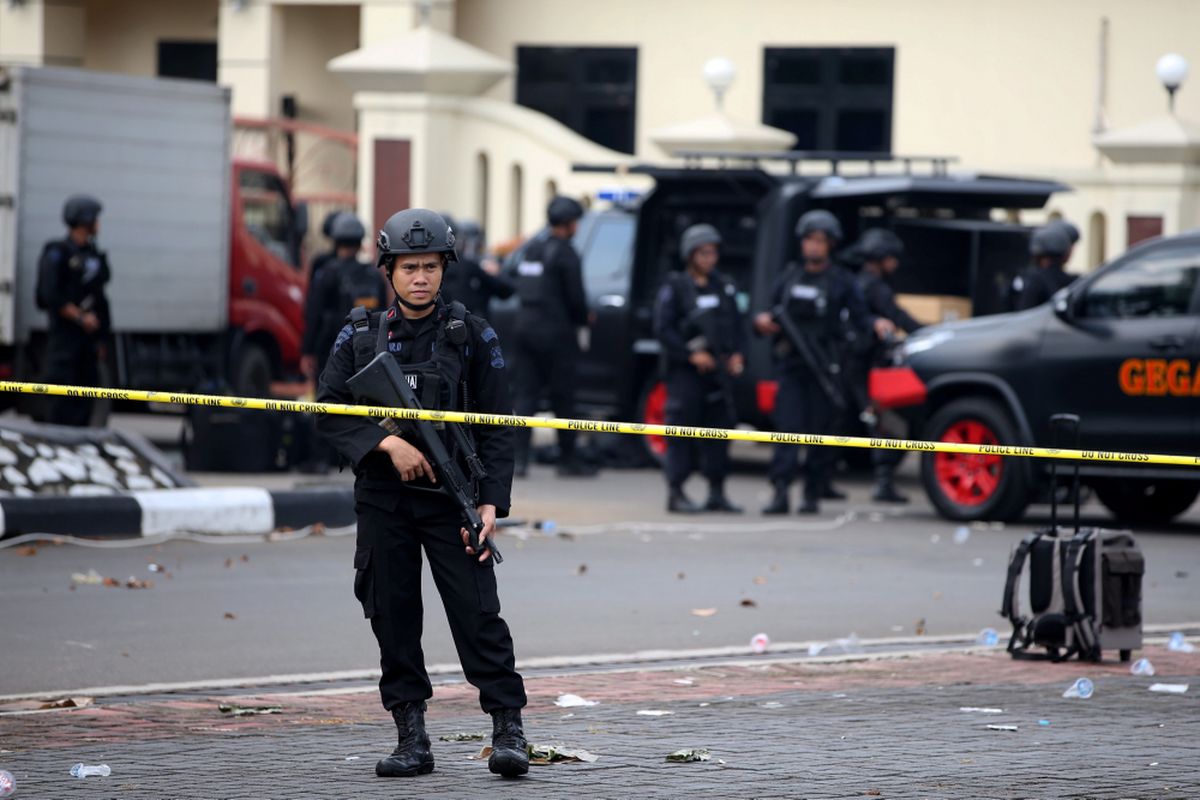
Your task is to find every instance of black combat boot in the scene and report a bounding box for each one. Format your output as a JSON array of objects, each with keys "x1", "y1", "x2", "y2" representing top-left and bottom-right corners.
[
  {"x1": 668, "y1": 486, "x2": 703, "y2": 513},
  {"x1": 704, "y1": 483, "x2": 744, "y2": 513},
  {"x1": 761, "y1": 483, "x2": 790, "y2": 515},
  {"x1": 871, "y1": 468, "x2": 909, "y2": 504},
  {"x1": 488, "y1": 708, "x2": 529, "y2": 778},
  {"x1": 821, "y1": 483, "x2": 847, "y2": 501},
  {"x1": 798, "y1": 490, "x2": 820, "y2": 515},
  {"x1": 376, "y1": 702, "x2": 434, "y2": 777}
]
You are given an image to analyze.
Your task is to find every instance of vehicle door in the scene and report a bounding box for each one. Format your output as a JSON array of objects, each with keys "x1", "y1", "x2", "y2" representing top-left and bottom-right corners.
[
  {"x1": 1034, "y1": 239, "x2": 1200, "y2": 456},
  {"x1": 576, "y1": 212, "x2": 637, "y2": 411},
  {"x1": 233, "y1": 165, "x2": 306, "y2": 337}
]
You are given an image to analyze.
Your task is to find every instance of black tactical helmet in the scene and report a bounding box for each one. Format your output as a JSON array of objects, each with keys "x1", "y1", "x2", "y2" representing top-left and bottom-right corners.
[
  {"x1": 456, "y1": 219, "x2": 486, "y2": 260},
  {"x1": 547, "y1": 195, "x2": 584, "y2": 227},
  {"x1": 795, "y1": 209, "x2": 843, "y2": 242},
  {"x1": 329, "y1": 213, "x2": 366, "y2": 244},
  {"x1": 858, "y1": 228, "x2": 905, "y2": 261},
  {"x1": 1029, "y1": 225, "x2": 1072, "y2": 258},
  {"x1": 376, "y1": 208, "x2": 458, "y2": 269},
  {"x1": 1046, "y1": 218, "x2": 1080, "y2": 245},
  {"x1": 63, "y1": 195, "x2": 102, "y2": 228},
  {"x1": 679, "y1": 223, "x2": 722, "y2": 262},
  {"x1": 321, "y1": 209, "x2": 347, "y2": 239}
]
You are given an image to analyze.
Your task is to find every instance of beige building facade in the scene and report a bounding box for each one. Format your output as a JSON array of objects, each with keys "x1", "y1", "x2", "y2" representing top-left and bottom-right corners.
[{"x1": 2, "y1": 0, "x2": 1198, "y2": 268}]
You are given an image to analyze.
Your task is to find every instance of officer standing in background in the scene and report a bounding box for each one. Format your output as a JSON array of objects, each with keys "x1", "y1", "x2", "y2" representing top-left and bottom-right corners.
[
  {"x1": 439, "y1": 218, "x2": 515, "y2": 316},
  {"x1": 301, "y1": 213, "x2": 387, "y2": 384},
  {"x1": 511, "y1": 195, "x2": 595, "y2": 477},
  {"x1": 755, "y1": 210, "x2": 891, "y2": 515},
  {"x1": 654, "y1": 224, "x2": 745, "y2": 514},
  {"x1": 311, "y1": 209, "x2": 349, "y2": 286},
  {"x1": 36, "y1": 195, "x2": 112, "y2": 426},
  {"x1": 1012, "y1": 224, "x2": 1075, "y2": 311},
  {"x1": 853, "y1": 228, "x2": 921, "y2": 503},
  {"x1": 1046, "y1": 218, "x2": 1080, "y2": 266},
  {"x1": 316, "y1": 209, "x2": 528, "y2": 780}
]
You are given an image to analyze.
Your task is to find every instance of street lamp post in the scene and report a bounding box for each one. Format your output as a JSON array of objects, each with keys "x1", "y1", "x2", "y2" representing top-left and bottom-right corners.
[{"x1": 1156, "y1": 53, "x2": 1189, "y2": 113}]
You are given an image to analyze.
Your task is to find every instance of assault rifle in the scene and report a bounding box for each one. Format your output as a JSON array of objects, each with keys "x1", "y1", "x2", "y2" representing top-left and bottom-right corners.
[
  {"x1": 347, "y1": 352, "x2": 501, "y2": 563},
  {"x1": 770, "y1": 301, "x2": 848, "y2": 412}
]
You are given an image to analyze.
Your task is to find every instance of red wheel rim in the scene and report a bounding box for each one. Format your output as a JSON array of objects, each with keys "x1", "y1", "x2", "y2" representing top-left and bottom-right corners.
[
  {"x1": 934, "y1": 418, "x2": 1004, "y2": 507},
  {"x1": 643, "y1": 382, "x2": 668, "y2": 458}
]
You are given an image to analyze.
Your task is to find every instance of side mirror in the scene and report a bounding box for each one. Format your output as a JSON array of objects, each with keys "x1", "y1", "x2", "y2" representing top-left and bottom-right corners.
[
  {"x1": 293, "y1": 201, "x2": 310, "y2": 238},
  {"x1": 1053, "y1": 288, "x2": 1076, "y2": 321}
]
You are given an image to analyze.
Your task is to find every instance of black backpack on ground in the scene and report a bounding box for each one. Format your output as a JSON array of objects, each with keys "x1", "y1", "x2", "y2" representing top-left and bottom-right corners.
[{"x1": 999, "y1": 414, "x2": 1144, "y2": 663}]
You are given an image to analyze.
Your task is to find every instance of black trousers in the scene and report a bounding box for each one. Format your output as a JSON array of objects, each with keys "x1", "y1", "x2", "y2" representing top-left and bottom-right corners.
[
  {"x1": 664, "y1": 367, "x2": 735, "y2": 489},
  {"x1": 45, "y1": 328, "x2": 100, "y2": 427},
  {"x1": 512, "y1": 332, "x2": 579, "y2": 464},
  {"x1": 353, "y1": 491, "x2": 526, "y2": 713},
  {"x1": 768, "y1": 368, "x2": 836, "y2": 500}
]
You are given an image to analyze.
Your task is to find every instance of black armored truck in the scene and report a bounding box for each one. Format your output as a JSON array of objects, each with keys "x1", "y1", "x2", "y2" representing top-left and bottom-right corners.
[{"x1": 495, "y1": 150, "x2": 1065, "y2": 463}]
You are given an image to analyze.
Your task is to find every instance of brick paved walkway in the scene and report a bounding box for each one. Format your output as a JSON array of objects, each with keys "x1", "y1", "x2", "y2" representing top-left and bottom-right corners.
[{"x1": 2, "y1": 648, "x2": 1198, "y2": 799}]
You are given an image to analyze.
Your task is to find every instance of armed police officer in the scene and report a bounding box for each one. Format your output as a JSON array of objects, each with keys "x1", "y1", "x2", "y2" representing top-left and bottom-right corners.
[
  {"x1": 36, "y1": 195, "x2": 112, "y2": 426},
  {"x1": 438, "y1": 218, "x2": 515, "y2": 316},
  {"x1": 755, "y1": 210, "x2": 891, "y2": 515},
  {"x1": 1011, "y1": 224, "x2": 1075, "y2": 311},
  {"x1": 316, "y1": 209, "x2": 529, "y2": 780},
  {"x1": 511, "y1": 195, "x2": 595, "y2": 477},
  {"x1": 853, "y1": 228, "x2": 921, "y2": 503},
  {"x1": 302, "y1": 213, "x2": 387, "y2": 384},
  {"x1": 654, "y1": 224, "x2": 746, "y2": 514}
]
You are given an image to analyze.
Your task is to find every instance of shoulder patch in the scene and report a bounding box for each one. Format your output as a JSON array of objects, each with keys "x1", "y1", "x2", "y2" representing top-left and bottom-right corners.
[
  {"x1": 480, "y1": 326, "x2": 498, "y2": 344},
  {"x1": 331, "y1": 324, "x2": 354, "y2": 354},
  {"x1": 44, "y1": 244, "x2": 65, "y2": 266},
  {"x1": 489, "y1": 344, "x2": 506, "y2": 369}
]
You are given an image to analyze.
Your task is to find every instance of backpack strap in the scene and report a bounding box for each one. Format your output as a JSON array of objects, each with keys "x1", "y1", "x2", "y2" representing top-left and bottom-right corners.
[
  {"x1": 1063, "y1": 530, "x2": 1100, "y2": 661},
  {"x1": 1001, "y1": 532, "x2": 1040, "y2": 656},
  {"x1": 348, "y1": 305, "x2": 379, "y2": 371}
]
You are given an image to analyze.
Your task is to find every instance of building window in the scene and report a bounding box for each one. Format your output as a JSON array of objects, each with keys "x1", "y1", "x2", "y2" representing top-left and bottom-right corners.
[
  {"x1": 157, "y1": 41, "x2": 218, "y2": 82},
  {"x1": 762, "y1": 47, "x2": 894, "y2": 152},
  {"x1": 516, "y1": 46, "x2": 637, "y2": 154}
]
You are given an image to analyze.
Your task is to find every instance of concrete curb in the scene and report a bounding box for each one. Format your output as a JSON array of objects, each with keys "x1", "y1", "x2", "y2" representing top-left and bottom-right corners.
[{"x1": 0, "y1": 486, "x2": 355, "y2": 540}]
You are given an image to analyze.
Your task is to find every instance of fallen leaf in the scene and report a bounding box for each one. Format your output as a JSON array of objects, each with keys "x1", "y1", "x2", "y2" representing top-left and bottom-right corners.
[
  {"x1": 527, "y1": 744, "x2": 598, "y2": 764},
  {"x1": 14, "y1": 545, "x2": 38, "y2": 557},
  {"x1": 575, "y1": 564, "x2": 588, "y2": 576},
  {"x1": 39, "y1": 696, "x2": 93, "y2": 710},
  {"x1": 753, "y1": 576, "x2": 768, "y2": 585},
  {"x1": 666, "y1": 748, "x2": 710, "y2": 763},
  {"x1": 224, "y1": 558, "x2": 234, "y2": 569},
  {"x1": 676, "y1": 572, "x2": 686, "y2": 580},
  {"x1": 124, "y1": 577, "x2": 154, "y2": 590},
  {"x1": 224, "y1": 612, "x2": 237, "y2": 620},
  {"x1": 218, "y1": 703, "x2": 281, "y2": 716},
  {"x1": 240, "y1": 554, "x2": 249, "y2": 563},
  {"x1": 865, "y1": 791, "x2": 882, "y2": 797},
  {"x1": 914, "y1": 618, "x2": 927, "y2": 636},
  {"x1": 691, "y1": 608, "x2": 718, "y2": 618},
  {"x1": 438, "y1": 732, "x2": 486, "y2": 742},
  {"x1": 102, "y1": 576, "x2": 121, "y2": 588},
  {"x1": 740, "y1": 598, "x2": 757, "y2": 608},
  {"x1": 71, "y1": 570, "x2": 103, "y2": 586}
]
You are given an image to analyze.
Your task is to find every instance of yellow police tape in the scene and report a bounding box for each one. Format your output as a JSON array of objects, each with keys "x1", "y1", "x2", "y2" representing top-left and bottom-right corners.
[{"x1": 1, "y1": 380, "x2": 1197, "y2": 467}]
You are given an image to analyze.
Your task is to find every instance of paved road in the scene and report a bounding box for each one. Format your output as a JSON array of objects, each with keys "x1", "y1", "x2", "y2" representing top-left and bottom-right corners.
[{"x1": 3, "y1": 459, "x2": 1199, "y2": 697}]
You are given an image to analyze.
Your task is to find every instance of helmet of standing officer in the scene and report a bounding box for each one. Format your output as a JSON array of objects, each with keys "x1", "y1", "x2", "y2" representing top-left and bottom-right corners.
[
  {"x1": 63, "y1": 195, "x2": 102, "y2": 230},
  {"x1": 455, "y1": 220, "x2": 486, "y2": 261},
  {"x1": 858, "y1": 228, "x2": 905, "y2": 263},
  {"x1": 1029, "y1": 225, "x2": 1072, "y2": 261},
  {"x1": 795, "y1": 209, "x2": 843, "y2": 244},
  {"x1": 679, "y1": 223, "x2": 722, "y2": 263},
  {"x1": 547, "y1": 196, "x2": 584, "y2": 228},
  {"x1": 329, "y1": 213, "x2": 366, "y2": 248},
  {"x1": 1046, "y1": 218, "x2": 1080, "y2": 245},
  {"x1": 321, "y1": 209, "x2": 347, "y2": 240},
  {"x1": 376, "y1": 208, "x2": 458, "y2": 274}
]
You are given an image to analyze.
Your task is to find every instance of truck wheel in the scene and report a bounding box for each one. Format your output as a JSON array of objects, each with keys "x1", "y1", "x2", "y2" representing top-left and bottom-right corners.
[
  {"x1": 232, "y1": 343, "x2": 273, "y2": 398},
  {"x1": 920, "y1": 398, "x2": 1031, "y2": 522},
  {"x1": 1093, "y1": 478, "x2": 1199, "y2": 526},
  {"x1": 637, "y1": 379, "x2": 669, "y2": 467}
]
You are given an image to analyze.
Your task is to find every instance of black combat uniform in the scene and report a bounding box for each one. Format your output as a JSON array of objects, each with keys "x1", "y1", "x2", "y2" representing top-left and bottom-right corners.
[
  {"x1": 858, "y1": 271, "x2": 921, "y2": 335},
  {"x1": 37, "y1": 234, "x2": 111, "y2": 427},
  {"x1": 1012, "y1": 265, "x2": 1074, "y2": 310},
  {"x1": 654, "y1": 269, "x2": 745, "y2": 510},
  {"x1": 440, "y1": 258, "x2": 515, "y2": 316},
  {"x1": 316, "y1": 207, "x2": 527, "y2": 780},
  {"x1": 511, "y1": 223, "x2": 590, "y2": 474},
  {"x1": 765, "y1": 263, "x2": 873, "y2": 511},
  {"x1": 302, "y1": 256, "x2": 388, "y2": 378}
]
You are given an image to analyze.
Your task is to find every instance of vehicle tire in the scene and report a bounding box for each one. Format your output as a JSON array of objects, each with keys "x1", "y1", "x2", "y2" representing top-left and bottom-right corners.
[
  {"x1": 920, "y1": 397, "x2": 1031, "y2": 522},
  {"x1": 1092, "y1": 478, "x2": 1200, "y2": 526},
  {"x1": 636, "y1": 379, "x2": 669, "y2": 468},
  {"x1": 232, "y1": 343, "x2": 273, "y2": 398}
]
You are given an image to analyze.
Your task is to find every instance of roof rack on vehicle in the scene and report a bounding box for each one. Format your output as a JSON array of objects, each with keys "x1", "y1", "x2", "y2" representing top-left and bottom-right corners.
[{"x1": 673, "y1": 150, "x2": 959, "y2": 177}]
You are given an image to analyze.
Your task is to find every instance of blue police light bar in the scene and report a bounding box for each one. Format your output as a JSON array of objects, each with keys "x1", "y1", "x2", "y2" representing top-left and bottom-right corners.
[{"x1": 596, "y1": 187, "x2": 641, "y2": 203}]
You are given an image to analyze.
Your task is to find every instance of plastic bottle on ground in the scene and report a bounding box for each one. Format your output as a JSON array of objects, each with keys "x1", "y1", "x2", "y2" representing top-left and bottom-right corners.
[
  {"x1": 977, "y1": 628, "x2": 1000, "y2": 646},
  {"x1": 1062, "y1": 677, "x2": 1094, "y2": 699},
  {"x1": 750, "y1": 632, "x2": 770, "y2": 654},
  {"x1": 0, "y1": 769, "x2": 15, "y2": 797},
  {"x1": 1167, "y1": 632, "x2": 1195, "y2": 653},
  {"x1": 1131, "y1": 658, "x2": 1156, "y2": 677},
  {"x1": 70, "y1": 764, "x2": 111, "y2": 779}
]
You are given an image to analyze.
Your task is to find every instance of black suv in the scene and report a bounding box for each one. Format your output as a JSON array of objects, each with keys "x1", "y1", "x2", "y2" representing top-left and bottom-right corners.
[
  {"x1": 885, "y1": 229, "x2": 1200, "y2": 524},
  {"x1": 493, "y1": 151, "x2": 1064, "y2": 462}
]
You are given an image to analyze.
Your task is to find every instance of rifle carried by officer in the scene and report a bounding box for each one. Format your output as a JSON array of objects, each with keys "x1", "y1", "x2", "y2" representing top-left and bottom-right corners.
[
  {"x1": 770, "y1": 296, "x2": 848, "y2": 412},
  {"x1": 347, "y1": 352, "x2": 502, "y2": 563},
  {"x1": 679, "y1": 300, "x2": 738, "y2": 414}
]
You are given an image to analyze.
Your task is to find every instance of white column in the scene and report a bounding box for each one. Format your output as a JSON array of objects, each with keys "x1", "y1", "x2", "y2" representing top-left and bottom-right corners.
[
  {"x1": 0, "y1": 0, "x2": 85, "y2": 68},
  {"x1": 218, "y1": 0, "x2": 283, "y2": 119},
  {"x1": 359, "y1": 0, "x2": 456, "y2": 45}
]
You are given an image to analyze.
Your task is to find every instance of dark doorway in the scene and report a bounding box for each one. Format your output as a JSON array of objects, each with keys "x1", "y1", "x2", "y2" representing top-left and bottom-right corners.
[
  {"x1": 157, "y1": 40, "x2": 218, "y2": 82},
  {"x1": 516, "y1": 46, "x2": 638, "y2": 154}
]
